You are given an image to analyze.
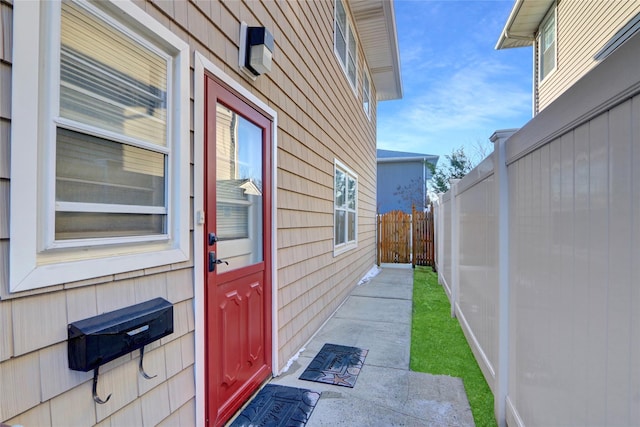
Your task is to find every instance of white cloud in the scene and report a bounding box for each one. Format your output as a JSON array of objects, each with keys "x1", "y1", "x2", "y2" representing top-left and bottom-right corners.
[
  {"x1": 378, "y1": 60, "x2": 531, "y2": 154},
  {"x1": 414, "y1": 63, "x2": 528, "y2": 127},
  {"x1": 378, "y1": 1, "x2": 532, "y2": 157}
]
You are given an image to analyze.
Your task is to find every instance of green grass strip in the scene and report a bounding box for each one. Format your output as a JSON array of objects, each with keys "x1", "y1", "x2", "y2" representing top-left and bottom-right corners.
[{"x1": 411, "y1": 267, "x2": 497, "y2": 427}]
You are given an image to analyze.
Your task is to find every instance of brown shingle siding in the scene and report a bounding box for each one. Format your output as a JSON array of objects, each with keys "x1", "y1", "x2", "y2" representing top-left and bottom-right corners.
[
  {"x1": 133, "y1": 273, "x2": 169, "y2": 304},
  {"x1": 39, "y1": 342, "x2": 92, "y2": 401},
  {"x1": 0, "y1": 351, "x2": 41, "y2": 421},
  {"x1": 13, "y1": 291, "x2": 67, "y2": 356},
  {"x1": 167, "y1": 365, "x2": 195, "y2": 413},
  {"x1": 140, "y1": 382, "x2": 171, "y2": 426},
  {"x1": 109, "y1": 400, "x2": 144, "y2": 426},
  {"x1": 94, "y1": 359, "x2": 139, "y2": 422},
  {"x1": 50, "y1": 381, "x2": 96, "y2": 426},
  {"x1": 136, "y1": 346, "x2": 167, "y2": 395},
  {"x1": 166, "y1": 268, "x2": 194, "y2": 303},
  {"x1": 269, "y1": 0, "x2": 378, "y2": 364},
  {"x1": 65, "y1": 285, "x2": 98, "y2": 326},
  {"x1": 188, "y1": 0, "x2": 213, "y2": 47},
  {"x1": 5, "y1": 402, "x2": 51, "y2": 427}
]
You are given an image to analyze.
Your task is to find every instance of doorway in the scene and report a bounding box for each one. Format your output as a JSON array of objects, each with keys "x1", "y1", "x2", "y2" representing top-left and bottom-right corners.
[{"x1": 204, "y1": 75, "x2": 273, "y2": 426}]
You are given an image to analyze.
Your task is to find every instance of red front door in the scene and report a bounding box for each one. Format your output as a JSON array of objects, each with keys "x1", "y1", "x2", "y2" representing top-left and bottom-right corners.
[{"x1": 204, "y1": 75, "x2": 273, "y2": 426}]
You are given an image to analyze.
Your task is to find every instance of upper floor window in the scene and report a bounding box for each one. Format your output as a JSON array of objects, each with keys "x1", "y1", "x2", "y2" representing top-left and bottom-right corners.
[
  {"x1": 334, "y1": 0, "x2": 357, "y2": 91},
  {"x1": 539, "y1": 5, "x2": 557, "y2": 82},
  {"x1": 334, "y1": 160, "x2": 357, "y2": 254},
  {"x1": 10, "y1": 0, "x2": 190, "y2": 292},
  {"x1": 363, "y1": 70, "x2": 371, "y2": 118}
]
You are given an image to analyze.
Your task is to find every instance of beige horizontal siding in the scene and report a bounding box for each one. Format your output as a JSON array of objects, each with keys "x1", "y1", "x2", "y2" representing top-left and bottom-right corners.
[
  {"x1": 1, "y1": 268, "x2": 196, "y2": 423},
  {"x1": 216, "y1": 0, "x2": 377, "y2": 366},
  {"x1": 0, "y1": 0, "x2": 197, "y2": 423},
  {"x1": 2, "y1": 0, "x2": 380, "y2": 423},
  {"x1": 538, "y1": 0, "x2": 640, "y2": 111}
]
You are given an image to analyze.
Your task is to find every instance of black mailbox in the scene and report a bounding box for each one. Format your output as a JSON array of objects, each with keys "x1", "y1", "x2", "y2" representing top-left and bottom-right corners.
[{"x1": 68, "y1": 297, "x2": 173, "y2": 372}]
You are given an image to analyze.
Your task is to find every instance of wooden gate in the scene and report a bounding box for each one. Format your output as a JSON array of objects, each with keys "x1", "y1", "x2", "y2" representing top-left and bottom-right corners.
[
  {"x1": 377, "y1": 210, "x2": 412, "y2": 264},
  {"x1": 377, "y1": 205, "x2": 435, "y2": 268}
]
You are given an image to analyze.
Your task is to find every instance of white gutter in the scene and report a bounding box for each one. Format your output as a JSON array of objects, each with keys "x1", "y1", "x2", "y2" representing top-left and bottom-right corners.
[
  {"x1": 380, "y1": 0, "x2": 403, "y2": 100},
  {"x1": 496, "y1": 0, "x2": 553, "y2": 50},
  {"x1": 496, "y1": 0, "x2": 525, "y2": 49},
  {"x1": 504, "y1": 29, "x2": 535, "y2": 42}
]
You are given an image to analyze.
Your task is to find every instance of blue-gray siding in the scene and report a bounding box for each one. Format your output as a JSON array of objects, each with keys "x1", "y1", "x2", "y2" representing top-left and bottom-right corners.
[{"x1": 377, "y1": 161, "x2": 431, "y2": 214}]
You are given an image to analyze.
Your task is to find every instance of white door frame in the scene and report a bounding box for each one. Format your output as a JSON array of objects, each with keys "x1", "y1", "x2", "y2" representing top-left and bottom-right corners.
[{"x1": 193, "y1": 51, "x2": 279, "y2": 426}]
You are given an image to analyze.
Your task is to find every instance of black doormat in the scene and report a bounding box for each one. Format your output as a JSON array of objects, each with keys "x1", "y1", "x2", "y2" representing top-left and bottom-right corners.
[
  {"x1": 299, "y1": 343, "x2": 368, "y2": 388},
  {"x1": 230, "y1": 384, "x2": 321, "y2": 427}
]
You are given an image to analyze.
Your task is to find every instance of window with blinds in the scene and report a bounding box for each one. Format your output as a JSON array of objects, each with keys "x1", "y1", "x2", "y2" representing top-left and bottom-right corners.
[
  {"x1": 334, "y1": 0, "x2": 357, "y2": 91},
  {"x1": 56, "y1": 1, "x2": 170, "y2": 240},
  {"x1": 215, "y1": 103, "x2": 263, "y2": 242},
  {"x1": 10, "y1": 0, "x2": 189, "y2": 291}
]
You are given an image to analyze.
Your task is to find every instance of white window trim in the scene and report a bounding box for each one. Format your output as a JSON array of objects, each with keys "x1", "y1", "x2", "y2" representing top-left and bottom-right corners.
[
  {"x1": 363, "y1": 68, "x2": 372, "y2": 119},
  {"x1": 10, "y1": 0, "x2": 190, "y2": 292},
  {"x1": 333, "y1": 0, "x2": 358, "y2": 94},
  {"x1": 333, "y1": 159, "x2": 358, "y2": 256},
  {"x1": 537, "y1": 4, "x2": 557, "y2": 84}
]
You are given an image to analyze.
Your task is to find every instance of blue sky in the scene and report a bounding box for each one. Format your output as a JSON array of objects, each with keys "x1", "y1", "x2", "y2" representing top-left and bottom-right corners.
[{"x1": 377, "y1": 0, "x2": 534, "y2": 163}]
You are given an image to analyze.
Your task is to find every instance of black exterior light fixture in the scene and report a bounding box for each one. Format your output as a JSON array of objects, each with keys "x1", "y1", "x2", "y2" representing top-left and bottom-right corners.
[{"x1": 239, "y1": 22, "x2": 274, "y2": 79}]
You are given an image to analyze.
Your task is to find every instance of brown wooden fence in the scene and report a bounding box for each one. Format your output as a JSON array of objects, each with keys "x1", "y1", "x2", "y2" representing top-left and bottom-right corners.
[
  {"x1": 412, "y1": 206, "x2": 435, "y2": 268},
  {"x1": 377, "y1": 205, "x2": 435, "y2": 268}
]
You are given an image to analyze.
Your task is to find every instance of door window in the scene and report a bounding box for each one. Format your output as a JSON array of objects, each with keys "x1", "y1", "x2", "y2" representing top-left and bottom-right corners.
[{"x1": 215, "y1": 103, "x2": 264, "y2": 272}]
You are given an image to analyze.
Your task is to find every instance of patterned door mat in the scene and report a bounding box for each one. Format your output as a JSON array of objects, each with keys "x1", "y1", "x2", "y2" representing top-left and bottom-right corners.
[
  {"x1": 299, "y1": 343, "x2": 368, "y2": 388},
  {"x1": 230, "y1": 384, "x2": 321, "y2": 427}
]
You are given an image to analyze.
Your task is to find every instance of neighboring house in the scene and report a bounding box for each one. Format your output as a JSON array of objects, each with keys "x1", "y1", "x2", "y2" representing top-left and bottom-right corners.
[
  {"x1": 0, "y1": 1, "x2": 402, "y2": 426},
  {"x1": 376, "y1": 149, "x2": 438, "y2": 214},
  {"x1": 496, "y1": 0, "x2": 640, "y2": 114}
]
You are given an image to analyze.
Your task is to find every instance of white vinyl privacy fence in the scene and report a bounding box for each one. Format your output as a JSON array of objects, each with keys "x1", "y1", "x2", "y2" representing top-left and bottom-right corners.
[{"x1": 434, "y1": 32, "x2": 640, "y2": 427}]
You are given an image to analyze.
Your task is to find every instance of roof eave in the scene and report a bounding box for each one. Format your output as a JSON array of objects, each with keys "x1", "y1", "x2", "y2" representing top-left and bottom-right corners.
[
  {"x1": 351, "y1": 0, "x2": 403, "y2": 101},
  {"x1": 495, "y1": 0, "x2": 554, "y2": 50}
]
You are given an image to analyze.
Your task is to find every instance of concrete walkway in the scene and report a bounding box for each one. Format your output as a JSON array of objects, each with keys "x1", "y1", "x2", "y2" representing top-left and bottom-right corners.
[{"x1": 271, "y1": 266, "x2": 475, "y2": 426}]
